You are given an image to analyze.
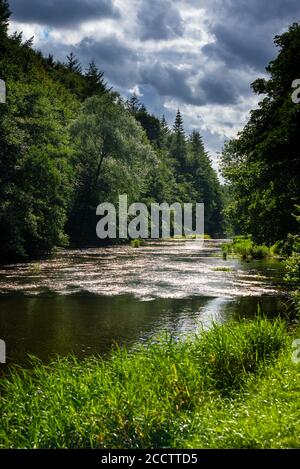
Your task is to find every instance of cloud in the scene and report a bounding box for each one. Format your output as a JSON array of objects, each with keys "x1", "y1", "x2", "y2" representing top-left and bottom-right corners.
[
  {"x1": 9, "y1": 0, "x2": 120, "y2": 28},
  {"x1": 129, "y1": 85, "x2": 143, "y2": 97},
  {"x1": 137, "y1": 0, "x2": 183, "y2": 41},
  {"x1": 7, "y1": 0, "x2": 300, "y2": 168},
  {"x1": 201, "y1": 0, "x2": 300, "y2": 72},
  {"x1": 140, "y1": 62, "x2": 205, "y2": 106},
  {"x1": 203, "y1": 23, "x2": 276, "y2": 71}
]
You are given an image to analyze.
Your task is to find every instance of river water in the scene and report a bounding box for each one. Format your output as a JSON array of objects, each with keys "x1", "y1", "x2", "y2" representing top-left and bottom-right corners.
[{"x1": 0, "y1": 239, "x2": 287, "y2": 366}]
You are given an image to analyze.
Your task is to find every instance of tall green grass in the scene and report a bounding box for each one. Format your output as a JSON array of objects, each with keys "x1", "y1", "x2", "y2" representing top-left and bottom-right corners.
[
  {"x1": 0, "y1": 317, "x2": 298, "y2": 449},
  {"x1": 222, "y1": 236, "x2": 270, "y2": 260}
]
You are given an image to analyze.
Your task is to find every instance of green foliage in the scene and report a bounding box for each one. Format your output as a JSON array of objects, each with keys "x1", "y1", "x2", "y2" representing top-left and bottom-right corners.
[
  {"x1": 85, "y1": 60, "x2": 108, "y2": 97},
  {"x1": 67, "y1": 94, "x2": 156, "y2": 245},
  {"x1": 0, "y1": 0, "x2": 9, "y2": 35},
  {"x1": 285, "y1": 253, "x2": 300, "y2": 283},
  {"x1": 0, "y1": 4, "x2": 226, "y2": 258},
  {"x1": 284, "y1": 207, "x2": 300, "y2": 314},
  {"x1": 221, "y1": 24, "x2": 300, "y2": 244},
  {"x1": 130, "y1": 239, "x2": 146, "y2": 248},
  {"x1": 0, "y1": 317, "x2": 297, "y2": 449},
  {"x1": 222, "y1": 236, "x2": 270, "y2": 260},
  {"x1": 188, "y1": 131, "x2": 224, "y2": 236},
  {"x1": 0, "y1": 76, "x2": 76, "y2": 257}
]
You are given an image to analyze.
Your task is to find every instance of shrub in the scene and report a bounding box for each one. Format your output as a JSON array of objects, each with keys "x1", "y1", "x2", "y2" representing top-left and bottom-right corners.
[
  {"x1": 222, "y1": 236, "x2": 270, "y2": 260},
  {"x1": 130, "y1": 239, "x2": 146, "y2": 248}
]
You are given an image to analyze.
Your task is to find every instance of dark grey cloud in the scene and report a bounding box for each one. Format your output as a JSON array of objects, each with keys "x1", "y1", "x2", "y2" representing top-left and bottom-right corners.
[
  {"x1": 203, "y1": 23, "x2": 276, "y2": 71},
  {"x1": 137, "y1": 0, "x2": 183, "y2": 41},
  {"x1": 140, "y1": 63, "x2": 205, "y2": 106},
  {"x1": 140, "y1": 61, "x2": 254, "y2": 107},
  {"x1": 10, "y1": 0, "x2": 120, "y2": 27},
  {"x1": 199, "y1": 74, "x2": 240, "y2": 105},
  {"x1": 224, "y1": 0, "x2": 300, "y2": 24},
  {"x1": 202, "y1": 0, "x2": 300, "y2": 72},
  {"x1": 198, "y1": 68, "x2": 255, "y2": 106}
]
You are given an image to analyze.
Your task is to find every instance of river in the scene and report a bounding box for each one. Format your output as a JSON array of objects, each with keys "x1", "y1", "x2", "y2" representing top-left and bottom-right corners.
[{"x1": 0, "y1": 239, "x2": 287, "y2": 366}]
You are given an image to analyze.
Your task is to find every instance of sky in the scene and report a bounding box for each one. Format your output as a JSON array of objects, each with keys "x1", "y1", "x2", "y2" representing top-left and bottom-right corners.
[{"x1": 8, "y1": 0, "x2": 300, "y2": 169}]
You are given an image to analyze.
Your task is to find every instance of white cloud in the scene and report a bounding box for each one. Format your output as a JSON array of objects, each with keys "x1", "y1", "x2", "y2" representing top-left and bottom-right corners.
[{"x1": 129, "y1": 84, "x2": 143, "y2": 97}]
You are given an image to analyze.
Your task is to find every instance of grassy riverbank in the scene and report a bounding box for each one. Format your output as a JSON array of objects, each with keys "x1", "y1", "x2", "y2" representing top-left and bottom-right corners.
[{"x1": 0, "y1": 317, "x2": 299, "y2": 449}]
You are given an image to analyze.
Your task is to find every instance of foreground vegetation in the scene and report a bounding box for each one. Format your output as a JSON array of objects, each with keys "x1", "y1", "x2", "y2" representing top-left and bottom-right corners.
[{"x1": 0, "y1": 317, "x2": 299, "y2": 449}]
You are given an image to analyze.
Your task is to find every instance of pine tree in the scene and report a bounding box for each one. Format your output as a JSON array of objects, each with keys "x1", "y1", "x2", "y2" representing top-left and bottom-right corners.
[
  {"x1": 85, "y1": 60, "x2": 107, "y2": 96},
  {"x1": 171, "y1": 109, "x2": 187, "y2": 172},
  {"x1": 188, "y1": 131, "x2": 224, "y2": 235},
  {"x1": 173, "y1": 109, "x2": 184, "y2": 134},
  {"x1": 189, "y1": 131, "x2": 205, "y2": 163},
  {"x1": 161, "y1": 115, "x2": 169, "y2": 132},
  {"x1": 127, "y1": 94, "x2": 141, "y2": 114},
  {"x1": 47, "y1": 54, "x2": 55, "y2": 67},
  {"x1": 66, "y1": 52, "x2": 82, "y2": 74}
]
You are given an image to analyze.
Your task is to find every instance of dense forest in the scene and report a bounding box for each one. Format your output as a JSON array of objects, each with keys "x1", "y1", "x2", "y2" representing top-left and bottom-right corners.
[{"x1": 0, "y1": 0, "x2": 224, "y2": 260}]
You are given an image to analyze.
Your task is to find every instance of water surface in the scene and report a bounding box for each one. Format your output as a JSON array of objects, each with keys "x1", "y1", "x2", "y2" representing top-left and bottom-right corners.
[{"x1": 0, "y1": 240, "x2": 287, "y2": 366}]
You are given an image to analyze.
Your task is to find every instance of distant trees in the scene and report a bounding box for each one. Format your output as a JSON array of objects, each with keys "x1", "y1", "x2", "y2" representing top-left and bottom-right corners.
[
  {"x1": 125, "y1": 96, "x2": 225, "y2": 235},
  {"x1": 188, "y1": 131, "x2": 224, "y2": 235}
]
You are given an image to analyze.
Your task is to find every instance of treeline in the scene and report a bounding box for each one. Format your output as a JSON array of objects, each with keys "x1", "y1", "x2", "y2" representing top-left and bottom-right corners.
[{"x1": 0, "y1": 0, "x2": 224, "y2": 260}]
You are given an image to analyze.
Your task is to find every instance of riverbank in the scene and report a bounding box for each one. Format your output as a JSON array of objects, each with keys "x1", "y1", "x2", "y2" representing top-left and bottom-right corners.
[{"x1": 1, "y1": 316, "x2": 299, "y2": 449}]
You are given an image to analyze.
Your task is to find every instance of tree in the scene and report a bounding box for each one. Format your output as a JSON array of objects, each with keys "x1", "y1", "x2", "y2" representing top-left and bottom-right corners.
[
  {"x1": 66, "y1": 52, "x2": 82, "y2": 74},
  {"x1": 188, "y1": 131, "x2": 224, "y2": 235},
  {"x1": 85, "y1": 60, "x2": 107, "y2": 97},
  {"x1": 171, "y1": 109, "x2": 187, "y2": 172},
  {"x1": 0, "y1": 80, "x2": 77, "y2": 258},
  {"x1": 173, "y1": 109, "x2": 184, "y2": 134},
  {"x1": 221, "y1": 23, "x2": 300, "y2": 244},
  {"x1": 67, "y1": 94, "x2": 156, "y2": 245},
  {"x1": 126, "y1": 94, "x2": 141, "y2": 114}
]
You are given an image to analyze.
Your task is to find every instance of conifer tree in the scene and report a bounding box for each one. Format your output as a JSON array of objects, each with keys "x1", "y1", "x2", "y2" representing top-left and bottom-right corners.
[
  {"x1": 85, "y1": 60, "x2": 107, "y2": 96},
  {"x1": 66, "y1": 52, "x2": 82, "y2": 74},
  {"x1": 171, "y1": 109, "x2": 187, "y2": 172},
  {"x1": 127, "y1": 94, "x2": 141, "y2": 114}
]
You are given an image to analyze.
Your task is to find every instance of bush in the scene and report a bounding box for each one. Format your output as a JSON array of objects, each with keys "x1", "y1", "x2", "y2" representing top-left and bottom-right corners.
[
  {"x1": 251, "y1": 245, "x2": 270, "y2": 259},
  {"x1": 222, "y1": 236, "x2": 270, "y2": 260},
  {"x1": 130, "y1": 239, "x2": 146, "y2": 248}
]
